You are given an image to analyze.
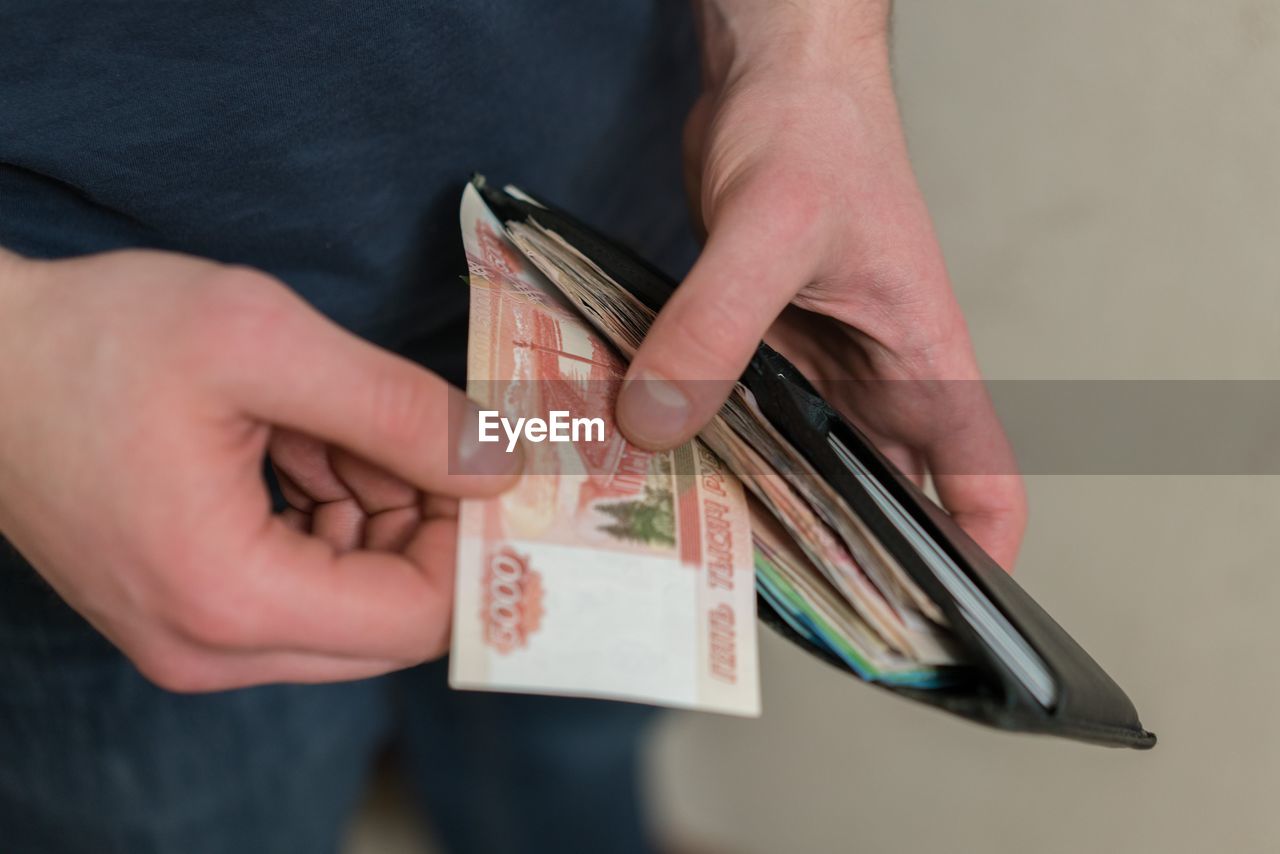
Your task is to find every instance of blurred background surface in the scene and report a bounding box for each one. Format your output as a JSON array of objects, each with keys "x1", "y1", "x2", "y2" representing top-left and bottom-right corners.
[{"x1": 348, "y1": 2, "x2": 1280, "y2": 851}]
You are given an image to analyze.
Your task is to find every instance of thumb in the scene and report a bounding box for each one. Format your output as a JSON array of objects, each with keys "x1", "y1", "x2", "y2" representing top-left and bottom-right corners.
[
  {"x1": 221, "y1": 281, "x2": 522, "y2": 496},
  {"x1": 617, "y1": 199, "x2": 814, "y2": 450}
]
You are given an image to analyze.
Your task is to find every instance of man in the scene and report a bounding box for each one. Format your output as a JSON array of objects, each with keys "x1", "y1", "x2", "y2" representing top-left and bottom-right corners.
[{"x1": 0, "y1": 1, "x2": 1025, "y2": 851}]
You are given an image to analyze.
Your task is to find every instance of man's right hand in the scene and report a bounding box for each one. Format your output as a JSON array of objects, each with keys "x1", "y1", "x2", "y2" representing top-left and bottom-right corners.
[{"x1": 0, "y1": 248, "x2": 520, "y2": 691}]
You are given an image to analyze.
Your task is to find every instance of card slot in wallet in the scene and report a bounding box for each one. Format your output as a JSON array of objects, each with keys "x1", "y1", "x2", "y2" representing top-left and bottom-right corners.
[{"x1": 473, "y1": 178, "x2": 1155, "y2": 749}]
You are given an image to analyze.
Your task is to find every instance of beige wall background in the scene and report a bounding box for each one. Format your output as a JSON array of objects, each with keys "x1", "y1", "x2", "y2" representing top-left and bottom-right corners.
[
  {"x1": 650, "y1": 2, "x2": 1279, "y2": 852},
  {"x1": 350, "y1": 2, "x2": 1280, "y2": 852}
]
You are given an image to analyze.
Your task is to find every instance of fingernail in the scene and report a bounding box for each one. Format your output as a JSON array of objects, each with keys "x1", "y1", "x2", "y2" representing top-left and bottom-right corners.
[
  {"x1": 456, "y1": 404, "x2": 525, "y2": 476},
  {"x1": 618, "y1": 369, "x2": 693, "y2": 449}
]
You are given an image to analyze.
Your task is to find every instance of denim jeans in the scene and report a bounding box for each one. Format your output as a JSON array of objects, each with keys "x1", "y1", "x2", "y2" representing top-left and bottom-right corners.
[{"x1": 0, "y1": 552, "x2": 658, "y2": 854}]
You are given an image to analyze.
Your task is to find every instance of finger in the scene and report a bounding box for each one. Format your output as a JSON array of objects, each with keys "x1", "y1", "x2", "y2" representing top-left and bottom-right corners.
[
  {"x1": 420, "y1": 494, "x2": 459, "y2": 520},
  {"x1": 363, "y1": 506, "x2": 423, "y2": 552},
  {"x1": 280, "y1": 506, "x2": 310, "y2": 533},
  {"x1": 330, "y1": 449, "x2": 419, "y2": 516},
  {"x1": 272, "y1": 433, "x2": 422, "y2": 551},
  {"x1": 363, "y1": 493, "x2": 454, "y2": 554},
  {"x1": 874, "y1": 438, "x2": 927, "y2": 488},
  {"x1": 168, "y1": 515, "x2": 458, "y2": 662},
  {"x1": 274, "y1": 467, "x2": 316, "y2": 513},
  {"x1": 920, "y1": 385, "x2": 1028, "y2": 572},
  {"x1": 617, "y1": 191, "x2": 820, "y2": 450},
  {"x1": 128, "y1": 636, "x2": 408, "y2": 693},
  {"x1": 270, "y1": 431, "x2": 365, "y2": 550},
  {"x1": 311, "y1": 499, "x2": 365, "y2": 552},
  {"x1": 270, "y1": 430, "x2": 352, "y2": 504},
  {"x1": 227, "y1": 293, "x2": 523, "y2": 496},
  {"x1": 931, "y1": 471, "x2": 1027, "y2": 573},
  {"x1": 682, "y1": 94, "x2": 714, "y2": 240},
  {"x1": 168, "y1": 651, "x2": 403, "y2": 690}
]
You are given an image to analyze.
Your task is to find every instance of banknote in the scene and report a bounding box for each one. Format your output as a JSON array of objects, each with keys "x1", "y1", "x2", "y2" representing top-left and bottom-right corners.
[
  {"x1": 449, "y1": 184, "x2": 761, "y2": 716},
  {"x1": 503, "y1": 205, "x2": 964, "y2": 684}
]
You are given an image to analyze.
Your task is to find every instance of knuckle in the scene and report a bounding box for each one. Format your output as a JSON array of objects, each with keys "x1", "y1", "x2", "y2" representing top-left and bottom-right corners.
[
  {"x1": 719, "y1": 166, "x2": 827, "y2": 250},
  {"x1": 161, "y1": 584, "x2": 258, "y2": 651},
  {"x1": 850, "y1": 288, "x2": 955, "y2": 363},
  {"x1": 205, "y1": 264, "x2": 290, "y2": 304},
  {"x1": 182, "y1": 266, "x2": 297, "y2": 362},
  {"x1": 763, "y1": 174, "x2": 826, "y2": 243},
  {"x1": 130, "y1": 646, "x2": 227, "y2": 694}
]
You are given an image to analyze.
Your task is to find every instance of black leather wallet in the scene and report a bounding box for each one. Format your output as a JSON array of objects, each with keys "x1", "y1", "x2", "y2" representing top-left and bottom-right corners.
[{"x1": 476, "y1": 179, "x2": 1156, "y2": 750}]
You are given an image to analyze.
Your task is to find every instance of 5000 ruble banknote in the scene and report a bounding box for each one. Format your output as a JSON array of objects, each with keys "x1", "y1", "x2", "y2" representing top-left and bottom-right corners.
[{"x1": 449, "y1": 184, "x2": 760, "y2": 716}]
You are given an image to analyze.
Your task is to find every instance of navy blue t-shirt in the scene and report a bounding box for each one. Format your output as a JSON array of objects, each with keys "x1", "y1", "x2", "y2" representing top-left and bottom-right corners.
[
  {"x1": 0, "y1": 1, "x2": 700, "y2": 613},
  {"x1": 0, "y1": 0, "x2": 700, "y2": 385}
]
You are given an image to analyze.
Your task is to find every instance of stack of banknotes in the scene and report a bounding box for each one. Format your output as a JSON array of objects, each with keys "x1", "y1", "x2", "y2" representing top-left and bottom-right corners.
[{"x1": 450, "y1": 181, "x2": 966, "y2": 716}]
